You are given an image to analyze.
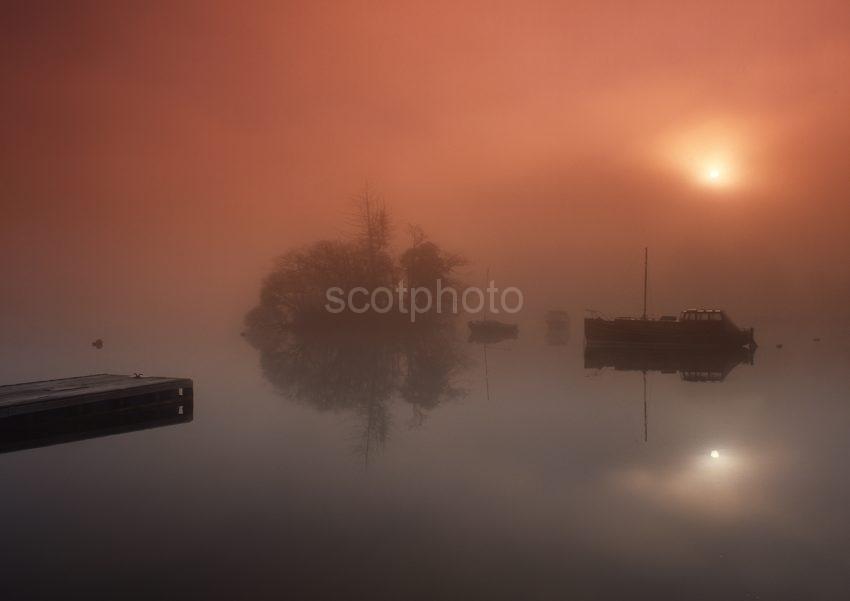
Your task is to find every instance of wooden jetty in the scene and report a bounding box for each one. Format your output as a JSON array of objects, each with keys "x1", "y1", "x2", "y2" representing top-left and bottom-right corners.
[{"x1": 0, "y1": 374, "x2": 193, "y2": 453}]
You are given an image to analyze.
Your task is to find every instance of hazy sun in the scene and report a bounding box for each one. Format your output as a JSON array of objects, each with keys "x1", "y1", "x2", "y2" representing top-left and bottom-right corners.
[
  {"x1": 699, "y1": 162, "x2": 732, "y2": 187},
  {"x1": 652, "y1": 120, "x2": 751, "y2": 192}
]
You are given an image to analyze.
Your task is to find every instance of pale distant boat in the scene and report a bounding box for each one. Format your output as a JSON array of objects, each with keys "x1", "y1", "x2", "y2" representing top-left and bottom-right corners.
[
  {"x1": 545, "y1": 310, "x2": 569, "y2": 346},
  {"x1": 468, "y1": 319, "x2": 519, "y2": 344},
  {"x1": 545, "y1": 310, "x2": 569, "y2": 330}
]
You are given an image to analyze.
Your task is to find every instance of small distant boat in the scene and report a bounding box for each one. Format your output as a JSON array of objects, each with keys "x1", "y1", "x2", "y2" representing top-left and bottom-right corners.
[
  {"x1": 468, "y1": 319, "x2": 519, "y2": 344},
  {"x1": 585, "y1": 249, "x2": 756, "y2": 349},
  {"x1": 468, "y1": 267, "x2": 519, "y2": 344}
]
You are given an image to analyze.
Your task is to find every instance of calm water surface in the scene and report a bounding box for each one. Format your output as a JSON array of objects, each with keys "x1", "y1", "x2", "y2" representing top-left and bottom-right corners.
[{"x1": 1, "y1": 321, "x2": 849, "y2": 600}]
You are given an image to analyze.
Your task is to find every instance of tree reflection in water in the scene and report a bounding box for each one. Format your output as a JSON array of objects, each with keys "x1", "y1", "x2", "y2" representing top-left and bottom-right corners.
[{"x1": 245, "y1": 314, "x2": 468, "y2": 464}]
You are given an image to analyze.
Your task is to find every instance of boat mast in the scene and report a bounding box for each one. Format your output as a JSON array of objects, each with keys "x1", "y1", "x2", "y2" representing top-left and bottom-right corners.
[
  {"x1": 642, "y1": 247, "x2": 648, "y2": 320},
  {"x1": 483, "y1": 266, "x2": 491, "y2": 400},
  {"x1": 485, "y1": 266, "x2": 490, "y2": 319}
]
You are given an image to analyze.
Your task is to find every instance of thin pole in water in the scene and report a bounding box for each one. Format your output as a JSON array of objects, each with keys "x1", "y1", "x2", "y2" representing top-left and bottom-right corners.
[
  {"x1": 642, "y1": 247, "x2": 648, "y2": 320},
  {"x1": 485, "y1": 266, "x2": 490, "y2": 319},
  {"x1": 643, "y1": 371, "x2": 648, "y2": 443},
  {"x1": 483, "y1": 345, "x2": 490, "y2": 401}
]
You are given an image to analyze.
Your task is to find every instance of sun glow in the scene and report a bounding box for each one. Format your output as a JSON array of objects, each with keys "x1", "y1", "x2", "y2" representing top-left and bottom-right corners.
[
  {"x1": 653, "y1": 121, "x2": 751, "y2": 191},
  {"x1": 701, "y1": 165, "x2": 730, "y2": 187},
  {"x1": 692, "y1": 155, "x2": 737, "y2": 189}
]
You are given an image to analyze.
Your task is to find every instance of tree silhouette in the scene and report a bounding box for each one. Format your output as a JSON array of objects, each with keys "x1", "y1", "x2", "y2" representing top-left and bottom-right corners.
[{"x1": 244, "y1": 191, "x2": 470, "y2": 462}]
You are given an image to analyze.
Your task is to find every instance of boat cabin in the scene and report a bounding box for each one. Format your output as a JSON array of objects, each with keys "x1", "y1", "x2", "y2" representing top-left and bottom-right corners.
[{"x1": 680, "y1": 309, "x2": 725, "y2": 322}]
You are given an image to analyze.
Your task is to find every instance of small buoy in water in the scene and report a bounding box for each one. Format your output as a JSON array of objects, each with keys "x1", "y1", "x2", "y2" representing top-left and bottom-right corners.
[
  {"x1": 776, "y1": 344, "x2": 783, "y2": 349},
  {"x1": 92, "y1": 339, "x2": 104, "y2": 349},
  {"x1": 710, "y1": 450, "x2": 720, "y2": 459},
  {"x1": 813, "y1": 338, "x2": 821, "y2": 342}
]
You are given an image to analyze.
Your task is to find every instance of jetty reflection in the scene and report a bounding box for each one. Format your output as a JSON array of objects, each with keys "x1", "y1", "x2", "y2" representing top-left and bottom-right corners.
[
  {"x1": 584, "y1": 345, "x2": 754, "y2": 382},
  {"x1": 0, "y1": 396, "x2": 192, "y2": 454}
]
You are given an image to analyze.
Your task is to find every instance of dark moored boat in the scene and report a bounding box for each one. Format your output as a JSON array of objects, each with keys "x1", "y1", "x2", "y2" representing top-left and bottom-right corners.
[
  {"x1": 585, "y1": 309, "x2": 755, "y2": 349},
  {"x1": 584, "y1": 250, "x2": 756, "y2": 349}
]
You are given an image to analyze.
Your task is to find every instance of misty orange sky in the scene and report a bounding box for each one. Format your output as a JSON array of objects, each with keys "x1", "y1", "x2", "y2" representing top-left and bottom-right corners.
[{"x1": 2, "y1": 1, "x2": 849, "y2": 350}]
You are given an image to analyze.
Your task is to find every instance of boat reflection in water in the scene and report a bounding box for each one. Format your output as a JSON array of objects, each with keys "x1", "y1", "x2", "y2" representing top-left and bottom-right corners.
[
  {"x1": 584, "y1": 345, "x2": 755, "y2": 382},
  {"x1": 584, "y1": 345, "x2": 755, "y2": 442},
  {"x1": 0, "y1": 395, "x2": 193, "y2": 454}
]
